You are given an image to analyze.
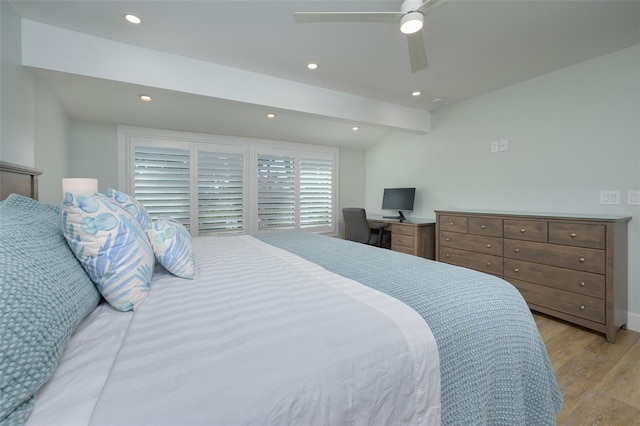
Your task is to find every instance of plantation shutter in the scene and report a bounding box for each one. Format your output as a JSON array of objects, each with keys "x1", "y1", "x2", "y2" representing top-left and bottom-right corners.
[
  {"x1": 122, "y1": 126, "x2": 337, "y2": 236},
  {"x1": 257, "y1": 154, "x2": 296, "y2": 231},
  {"x1": 300, "y1": 158, "x2": 333, "y2": 229},
  {"x1": 197, "y1": 150, "x2": 245, "y2": 236},
  {"x1": 133, "y1": 146, "x2": 191, "y2": 230}
]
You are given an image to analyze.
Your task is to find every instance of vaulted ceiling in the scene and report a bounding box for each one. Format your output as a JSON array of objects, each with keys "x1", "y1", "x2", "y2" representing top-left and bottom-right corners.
[{"x1": 10, "y1": 0, "x2": 640, "y2": 149}]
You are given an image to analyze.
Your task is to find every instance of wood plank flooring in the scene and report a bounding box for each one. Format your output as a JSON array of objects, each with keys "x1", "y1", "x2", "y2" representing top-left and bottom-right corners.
[{"x1": 533, "y1": 313, "x2": 640, "y2": 425}]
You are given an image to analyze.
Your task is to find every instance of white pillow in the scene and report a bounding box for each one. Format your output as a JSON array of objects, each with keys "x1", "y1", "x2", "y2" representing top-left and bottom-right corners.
[
  {"x1": 104, "y1": 188, "x2": 152, "y2": 230},
  {"x1": 60, "y1": 192, "x2": 155, "y2": 311},
  {"x1": 147, "y1": 217, "x2": 195, "y2": 279}
]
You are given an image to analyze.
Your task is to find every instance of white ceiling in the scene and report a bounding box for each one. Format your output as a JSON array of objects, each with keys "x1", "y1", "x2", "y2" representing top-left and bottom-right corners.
[{"x1": 9, "y1": 0, "x2": 640, "y2": 149}]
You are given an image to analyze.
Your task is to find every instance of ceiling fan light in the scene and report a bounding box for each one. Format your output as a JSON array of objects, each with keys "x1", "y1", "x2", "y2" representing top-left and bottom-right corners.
[{"x1": 400, "y1": 12, "x2": 423, "y2": 34}]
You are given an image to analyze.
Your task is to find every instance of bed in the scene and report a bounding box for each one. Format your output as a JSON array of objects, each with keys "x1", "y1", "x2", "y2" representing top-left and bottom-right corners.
[{"x1": 0, "y1": 162, "x2": 563, "y2": 426}]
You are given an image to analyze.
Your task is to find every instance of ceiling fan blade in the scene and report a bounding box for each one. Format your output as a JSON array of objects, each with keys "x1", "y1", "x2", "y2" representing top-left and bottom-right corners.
[
  {"x1": 407, "y1": 32, "x2": 428, "y2": 73},
  {"x1": 417, "y1": 0, "x2": 449, "y2": 15},
  {"x1": 294, "y1": 11, "x2": 403, "y2": 24}
]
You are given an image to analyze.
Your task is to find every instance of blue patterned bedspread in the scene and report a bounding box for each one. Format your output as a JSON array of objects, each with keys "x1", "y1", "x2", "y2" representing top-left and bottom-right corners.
[{"x1": 257, "y1": 231, "x2": 562, "y2": 425}]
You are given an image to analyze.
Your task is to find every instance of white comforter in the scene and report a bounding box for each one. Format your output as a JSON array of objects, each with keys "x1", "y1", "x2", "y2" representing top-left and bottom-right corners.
[{"x1": 28, "y1": 235, "x2": 440, "y2": 425}]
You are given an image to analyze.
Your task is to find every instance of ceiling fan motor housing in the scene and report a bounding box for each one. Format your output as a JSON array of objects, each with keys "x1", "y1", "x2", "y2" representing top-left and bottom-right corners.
[{"x1": 401, "y1": 0, "x2": 428, "y2": 14}]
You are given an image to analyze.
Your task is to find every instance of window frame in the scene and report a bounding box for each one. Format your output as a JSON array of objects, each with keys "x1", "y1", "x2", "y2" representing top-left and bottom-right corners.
[{"x1": 118, "y1": 126, "x2": 339, "y2": 236}]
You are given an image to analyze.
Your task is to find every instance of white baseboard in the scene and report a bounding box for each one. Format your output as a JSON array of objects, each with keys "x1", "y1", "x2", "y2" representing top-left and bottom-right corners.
[{"x1": 627, "y1": 311, "x2": 640, "y2": 333}]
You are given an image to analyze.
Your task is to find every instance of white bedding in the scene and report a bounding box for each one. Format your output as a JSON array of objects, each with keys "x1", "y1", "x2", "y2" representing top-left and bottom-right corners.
[
  {"x1": 26, "y1": 305, "x2": 132, "y2": 426},
  {"x1": 27, "y1": 235, "x2": 440, "y2": 425}
]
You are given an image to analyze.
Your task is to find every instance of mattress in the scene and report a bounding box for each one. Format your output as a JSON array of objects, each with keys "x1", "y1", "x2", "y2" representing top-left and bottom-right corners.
[{"x1": 26, "y1": 235, "x2": 441, "y2": 425}]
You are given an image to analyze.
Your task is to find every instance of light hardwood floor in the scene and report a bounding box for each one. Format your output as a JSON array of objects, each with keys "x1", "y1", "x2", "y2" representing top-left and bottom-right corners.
[{"x1": 533, "y1": 313, "x2": 640, "y2": 425}]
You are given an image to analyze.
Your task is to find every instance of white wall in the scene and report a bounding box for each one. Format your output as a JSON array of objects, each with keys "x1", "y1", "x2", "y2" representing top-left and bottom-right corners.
[
  {"x1": 1, "y1": 2, "x2": 71, "y2": 202},
  {"x1": 34, "y1": 77, "x2": 70, "y2": 203},
  {"x1": 366, "y1": 45, "x2": 640, "y2": 329},
  {"x1": 68, "y1": 120, "x2": 118, "y2": 193},
  {"x1": 338, "y1": 148, "x2": 366, "y2": 237},
  {"x1": 1, "y1": 1, "x2": 35, "y2": 165}
]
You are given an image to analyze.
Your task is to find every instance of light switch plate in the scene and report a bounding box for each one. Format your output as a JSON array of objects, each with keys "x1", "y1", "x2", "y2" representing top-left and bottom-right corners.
[
  {"x1": 491, "y1": 141, "x2": 499, "y2": 153},
  {"x1": 600, "y1": 190, "x2": 620, "y2": 205},
  {"x1": 499, "y1": 139, "x2": 508, "y2": 151},
  {"x1": 628, "y1": 190, "x2": 640, "y2": 205}
]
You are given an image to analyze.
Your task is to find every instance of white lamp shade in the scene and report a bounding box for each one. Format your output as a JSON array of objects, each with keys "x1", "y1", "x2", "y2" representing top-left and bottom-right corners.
[{"x1": 62, "y1": 178, "x2": 99, "y2": 196}]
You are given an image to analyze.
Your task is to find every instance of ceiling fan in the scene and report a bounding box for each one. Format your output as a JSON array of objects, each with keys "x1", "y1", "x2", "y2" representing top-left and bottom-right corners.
[{"x1": 293, "y1": 0, "x2": 447, "y2": 73}]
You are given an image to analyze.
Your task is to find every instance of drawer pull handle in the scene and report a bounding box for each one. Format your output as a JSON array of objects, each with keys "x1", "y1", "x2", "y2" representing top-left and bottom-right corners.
[
  {"x1": 446, "y1": 238, "x2": 451, "y2": 242},
  {"x1": 486, "y1": 244, "x2": 492, "y2": 248},
  {"x1": 514, "y1": 268, "x2": 519, "y2": 273},
  {"x1": 579, "y1": 305, "x2": 585, "y2": 311},
  {"x1": 570, "y1": 233, "x2": 577, "y2": 238},
  {"x1": 481, "y1": 225, "x2": 486, "y2": 229},
  {"x1": 449, "y1": 222, "x2": 454, "y2": 226},
  {"x1": 520, "y1": 228, "x2": 526, "y2": 233},
  {"x1": 445, "y1": 254, "x2": 450, "y2": 258},
  {"x1": 579, "y1": 281, "x2": 585, "y2": 287},
  {"x1": 486, "y1": 262, "x2": 492, "y2": 267},
  {"x1": 513, "y1": 248, "x2": 520, "y2": 253},
  {"x1": 579, "y1": 257, "x2": 585, "y2": 263}
]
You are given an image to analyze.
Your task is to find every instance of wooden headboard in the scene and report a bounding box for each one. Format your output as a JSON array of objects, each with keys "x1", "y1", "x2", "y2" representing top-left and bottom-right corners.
[{"x1": 0, "y1": 161, "x2": 43, "y2": 201}]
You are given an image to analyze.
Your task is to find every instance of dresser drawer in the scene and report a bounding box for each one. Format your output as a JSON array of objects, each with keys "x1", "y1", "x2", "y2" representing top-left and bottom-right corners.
[
  {"x1": 439, "y1": 247, "x2": 503, "y2": 275},
  {"x1": 503, "y1": 259, "x2": 605, "y2": 299},
  {"x1": 508, "y1": 278, "x2": 605, "y2": 324},
  {"x1": 392, "y1": 233, "x2": 414, "y2": 249},
  {"x1": 439, "y1": 215, "x2": 468, "y2": 233},
  {"x1": 549, "y1": 222, "x2": 606, "y2": 249},
  {"x1": 393, "y1": 245, "x2": 415, "y2": 255},
  {"x1": 467, "y1": 217, "x2": 503, "y2": 237},
  {"x1": 504, "y1": 219, "x2": 548, "y2": 242},
  {"x1": 440, "y1": 231, "x2": 503, "y2": 256},
  {"x1": 391, "y1": 223, "x2": 416, "y2": 237},
  {"x1": 504, "y1": 239, "x2": 605, "y2": 274}
]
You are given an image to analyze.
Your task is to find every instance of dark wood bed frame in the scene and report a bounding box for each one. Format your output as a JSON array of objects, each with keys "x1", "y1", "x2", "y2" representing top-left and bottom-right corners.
[{"x1": 0, "y1": 161, "x2": 43, "y2": 200}]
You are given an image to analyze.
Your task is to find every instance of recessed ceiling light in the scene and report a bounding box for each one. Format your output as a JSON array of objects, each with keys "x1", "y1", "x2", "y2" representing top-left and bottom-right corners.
[
  {"x1": 352, "y1": 126, "x2": 360, "y2": 131},
  {"x1": 266, "y1": 113, "x2": 276, "y2": 119},
  {"x1": 124, "y1": 14, "x2": 142, "y2": 24},
  {"x1": 139, "y1": 94, "x2": 152, "y2": 102},
  {"x1": 307, "y1": 63, "x2": 318, "y2": 70},
  {"x1": 432, "y1": 97, "x2": 444, "y2": 103},
  {"x1": 412, "y1": 91, "x2": 422, "y2": 97}
]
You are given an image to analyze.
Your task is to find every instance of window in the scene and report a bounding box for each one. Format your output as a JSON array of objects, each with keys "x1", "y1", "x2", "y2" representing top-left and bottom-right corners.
[
  {"x1": 198, "y1": 149, "x2": 246, "y2": 236},
  {"x1": 300, "y1": 158, "x2": 333, "y2": 229},
  {"x1": 257, "y1": 154, "x2": 296, "y2": 231},
  {"x1": 133, "y1": 145, "x2": 192, "y2": 230},
  {"x1": 119, "y1": 127, "x2": 338, "y2": 236}
]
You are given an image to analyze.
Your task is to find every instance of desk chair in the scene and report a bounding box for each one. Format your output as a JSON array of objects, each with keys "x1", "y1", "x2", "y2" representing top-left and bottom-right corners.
[{"x1": 342, "y1": 208, "x2": 389, "y2": 247}]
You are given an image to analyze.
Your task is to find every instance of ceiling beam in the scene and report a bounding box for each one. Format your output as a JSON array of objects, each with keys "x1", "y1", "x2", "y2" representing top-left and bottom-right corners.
[{"x1": 21, "y1": 19, "x2": 430, "y2": 134}]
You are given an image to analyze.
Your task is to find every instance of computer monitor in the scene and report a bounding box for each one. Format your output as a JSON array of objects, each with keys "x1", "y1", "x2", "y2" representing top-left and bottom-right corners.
[{"x1": 381, "y1": 187, "x2": 415, "y2": 222}]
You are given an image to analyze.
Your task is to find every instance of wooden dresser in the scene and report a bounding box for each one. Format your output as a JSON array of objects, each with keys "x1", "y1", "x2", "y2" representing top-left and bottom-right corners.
[{"x1": 435, "y1": 210, "x2": 631, "y2": 343}]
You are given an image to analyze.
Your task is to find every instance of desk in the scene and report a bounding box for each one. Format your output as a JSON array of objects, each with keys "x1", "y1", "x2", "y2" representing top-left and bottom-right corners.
[{"x1": 365, "y1": 217, "x2": 436, "y2": 260}]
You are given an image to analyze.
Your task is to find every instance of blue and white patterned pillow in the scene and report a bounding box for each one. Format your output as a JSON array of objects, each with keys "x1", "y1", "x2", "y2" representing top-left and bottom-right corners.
[
  {"x1": 60, "y1": 192, "x2": 155, "y2": 311},
  {"x1": 147, "y1": 217, "x2": 195, "y2": 279},
  {"x1": 104, "y1": 188, "x2": 152, "y2": 230}
]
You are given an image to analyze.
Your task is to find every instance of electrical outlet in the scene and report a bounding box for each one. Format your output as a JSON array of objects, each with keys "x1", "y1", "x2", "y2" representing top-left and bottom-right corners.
[
  {"x1": 499, "y1": 139, "x2": 508, "y2": 151},
  {"x1": 491, "y1": 141, "x2": 499, "y2": 153},
  {"x1": 600, "y1": 190, "x2": 620, "y2": 205},
  {"x1": 628, "y1": 190, "x2": 640, "y2": 205}
]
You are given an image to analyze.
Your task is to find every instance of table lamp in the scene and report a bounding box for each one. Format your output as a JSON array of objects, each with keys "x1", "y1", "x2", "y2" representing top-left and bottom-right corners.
[{"x1": 62, "y1": 178, "x2": 98, "y2": 197}]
